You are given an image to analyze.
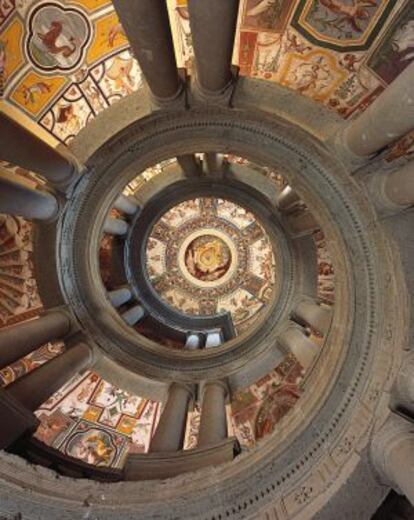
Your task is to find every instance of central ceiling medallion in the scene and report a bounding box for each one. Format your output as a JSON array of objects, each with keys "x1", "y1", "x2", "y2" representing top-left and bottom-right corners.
[
  {"x1": 179, "y1": 229, "x2": 236, "y2": 288},
  {"x1": 146, "y1": 197, "x2": 277, "y2": 334},
  {"x1": 184, "y1": 233, "x2": 233, "y2": 283}
]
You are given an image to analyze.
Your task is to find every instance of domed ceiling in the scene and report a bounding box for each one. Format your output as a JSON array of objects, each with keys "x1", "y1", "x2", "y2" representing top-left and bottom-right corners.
[
  {"x1": 0, "y1": 0, "x2": 413, "y2": 472},
  {"x1": 146, "y1": 197, "x2": 277, "y2": 334}
]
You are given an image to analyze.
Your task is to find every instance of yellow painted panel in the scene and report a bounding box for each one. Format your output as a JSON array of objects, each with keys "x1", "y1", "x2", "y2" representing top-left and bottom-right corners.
[
  {"x1": 83, "y1": 406, "x2": 102, "y2": 422},
  {"x1": 11, "y1": 72, "x2": 66, "y2": 116},
  {"x1": 0, "y1": 18, "x2": 24, "y2": 80},
  {"x1": 87, "y1": 11, "x2": 128, "y2": 64}
]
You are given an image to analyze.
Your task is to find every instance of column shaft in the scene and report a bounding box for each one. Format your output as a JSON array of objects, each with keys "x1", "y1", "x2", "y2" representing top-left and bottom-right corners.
[
  {"x1": 7, "y1": 342, "x2": 93, "y2": 412},
  {"x1": 122, "y1": 305, "x2": 145, "y2": 326},
  {"x1": 150, "y1": 383, "x2": 192, "y2": 452},
  {"x1": 205, "y1": 331, "x2": 222, "y2": 348},
  {"x1": 188, "y1": 0, "x2": 239, "y2": 94},
  {"x1": 0, "y1": 113, "x2": 79, "y2": 186},
  {"x1": 293, "y1": 300, "x2": 332, "y2": 336},
  {"x1": 279, "y1": 326, "x2": 319, "y2": 370},
  {"x1": 108, "y1": 288, "x2": 132, "y2": 308},
  {"x1": 112, "y1": 0, "x2": 181, "y2": 100},
  {"x1": 185, "y1": 333, "x2": 201, "y2": 350},
  {"x1": 204, "y1": 153, "x2": 224, "y2": 176},
  {"x1": 0, "y1": 311, "x2": 71, "y2": 370},
  {"x1": 0, "y1": 168, "x2": 58, "y2": 220},
  {"x1": 104, "y1": 217, "x2": 128, "y2": 235},
  {"x1": 344, "y1": 63, "x2": 414, "y2": 156},
  {"x1": 114, "y1": 195, "x2": 139, "y2": 215},
  {"x1": 384, "y1": 160, "x2": 414, "y2": 207},
  {"x1": 277, "y1": 186, "x2": 301, "y2": 213},
  {"x1": 177, "y1": 155, "x2": 202, "y2": 177},
  {"x1": 198, "y1": 382, "x2": 228, "y2": 447}
]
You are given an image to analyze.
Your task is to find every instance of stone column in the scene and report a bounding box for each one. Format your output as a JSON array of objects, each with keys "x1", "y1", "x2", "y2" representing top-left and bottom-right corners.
[
  {"x1": 114, "y1": 195, "x2": 140, "y2": 215},
  {"x1": 287, "y1": 211, "x2": 319, "y2": 237},
  {"x1": 342, "y1": 63, "x2": 414, "y2": 157},
  {"x1": 0, "y1": 310, "x2": 71, "y2": 370},
  {"x1": 149, "y1": 383, "x2": 193, "y2": 452},
  {"x1": 7, "y1": 342, "x2": 93, "y2": 412},
  {"x1": 395, "y1": 352, "x2": 414, "y2": 405},
  {"x1": 177, "y1": 155, "x2": 202, "y2": 177},
  {"x1": 108, "y1": 287, "x2": 132, "y2": 308},
  {"x1": 279, "y1": 326, "x2": 319, "y2": 370},
  {"x1": 205, "y1": 330, "x2": 223, "y2": 348},
  {"x1": 277, "y1": 185, "x2": 301, "y2": 213},
  {"x1": 0, "y1": 167, "x2": 58, "y2": 220},
  {"x1": 185, "y1": 333, "x2": 201, "y2": 350},
  {"x1": 198, "y1": 381, "x2": 228, "y2": 447},
  {"x1": 293, "y1": 299, "x2": 332, "y2": 336},
  {"x1": 188, "y1": 0, "x2": 239, "y2": 96},
  {"x1": 122, "y1": 305, "x2": 145, "y2": 326},
  {"x1": 371, "y1": 413, "x2": 414, "y2": 505},
  {"x1": 382, "y1": 160, "x2": 414, "y2": 208},
  {"x1": 204, "y1": 153, "x2": 225, "y2": 176},
  {"x1": 0, "y1": 113, "x2": 80, "y2": 188},
  {"x1": 104, "y1": 217, "x2": 128, "y2": 235},
  {"x1": 112, "y1": 0, "x2": 182, "y2": 101}
]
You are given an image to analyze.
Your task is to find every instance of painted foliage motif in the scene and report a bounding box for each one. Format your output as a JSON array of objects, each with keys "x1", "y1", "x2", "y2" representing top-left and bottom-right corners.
[
  {"x1": 26, "y1": 3, "x2": 92, "y2": 72},
  {"x1": 292, "y1": 0, "x2": 398, "y2": 51}
]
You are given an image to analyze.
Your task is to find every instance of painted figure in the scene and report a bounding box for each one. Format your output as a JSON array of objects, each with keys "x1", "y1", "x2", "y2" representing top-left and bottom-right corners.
[
  {"x1": 37, "y1": 21, "x2": 77, "y2": 58},
  {"x1": 21, "y1": 81, "x2": 51, "y2": 104},
  {"x1": 392, "y1": 20, "x2": 414, "y2": 61},
  {"x1": 108, "y1": 22, "x2": 125, "y2": 47},
  {"x1": 319, "y1": 0, "x2": 378, "y2": 32}
]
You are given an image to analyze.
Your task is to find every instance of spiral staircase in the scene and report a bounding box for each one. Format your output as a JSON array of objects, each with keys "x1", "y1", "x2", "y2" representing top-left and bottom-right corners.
[{"x1": 0, "y1": 1, "x2": 413, "y2": 519}]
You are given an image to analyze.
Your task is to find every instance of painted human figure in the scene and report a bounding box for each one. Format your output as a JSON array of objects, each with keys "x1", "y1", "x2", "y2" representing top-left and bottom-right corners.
[{"x1": 319, "y1": 0, "x2": 377, "y2": 32}]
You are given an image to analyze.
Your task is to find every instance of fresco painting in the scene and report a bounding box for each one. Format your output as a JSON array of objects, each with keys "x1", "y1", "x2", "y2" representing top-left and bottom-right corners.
[{"x1": 367, "y1": 1, "x2": 414, "y2": 85}]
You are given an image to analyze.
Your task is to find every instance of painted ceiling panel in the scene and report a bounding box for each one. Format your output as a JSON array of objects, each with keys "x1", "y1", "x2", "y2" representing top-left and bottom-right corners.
[{"x1": 0, "y1": 0, "x2": 413, "y2": 145}]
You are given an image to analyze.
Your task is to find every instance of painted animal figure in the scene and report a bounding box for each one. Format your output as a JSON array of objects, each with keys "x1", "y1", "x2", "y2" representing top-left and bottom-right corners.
[
  {"x1": 21, "y1": 82, "x2": 51, "y2": 104},
  {"x1": 340, "y1": 53, "x2": 363, "y2": 72},
  {"x1": 286, "y1": 32, "x2": 311, "y2": 54},
  {"x1": 37, "y1": 21, "x2": 76, "y2": 57},
  {"x1": 319, "y1": 0, "x2": 377, "y2": 32}
]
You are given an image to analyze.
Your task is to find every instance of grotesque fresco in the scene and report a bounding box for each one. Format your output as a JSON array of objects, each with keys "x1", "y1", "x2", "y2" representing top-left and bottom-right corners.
[
  {"x1": 367, "y1": 1, "x2": 414, "y2": 84},
  {"x1": 292, "y1": 0, "x2": 397, "y2": 50},
  {"x1": 146, "y1": 197, "x2": 277, "y2": 333},
  {"x1": 0, "y1": 0, "x2": 411, "y2": 469},
  {"x1": 0, "y1": 0, "x2": 413, "y2": 144}
]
